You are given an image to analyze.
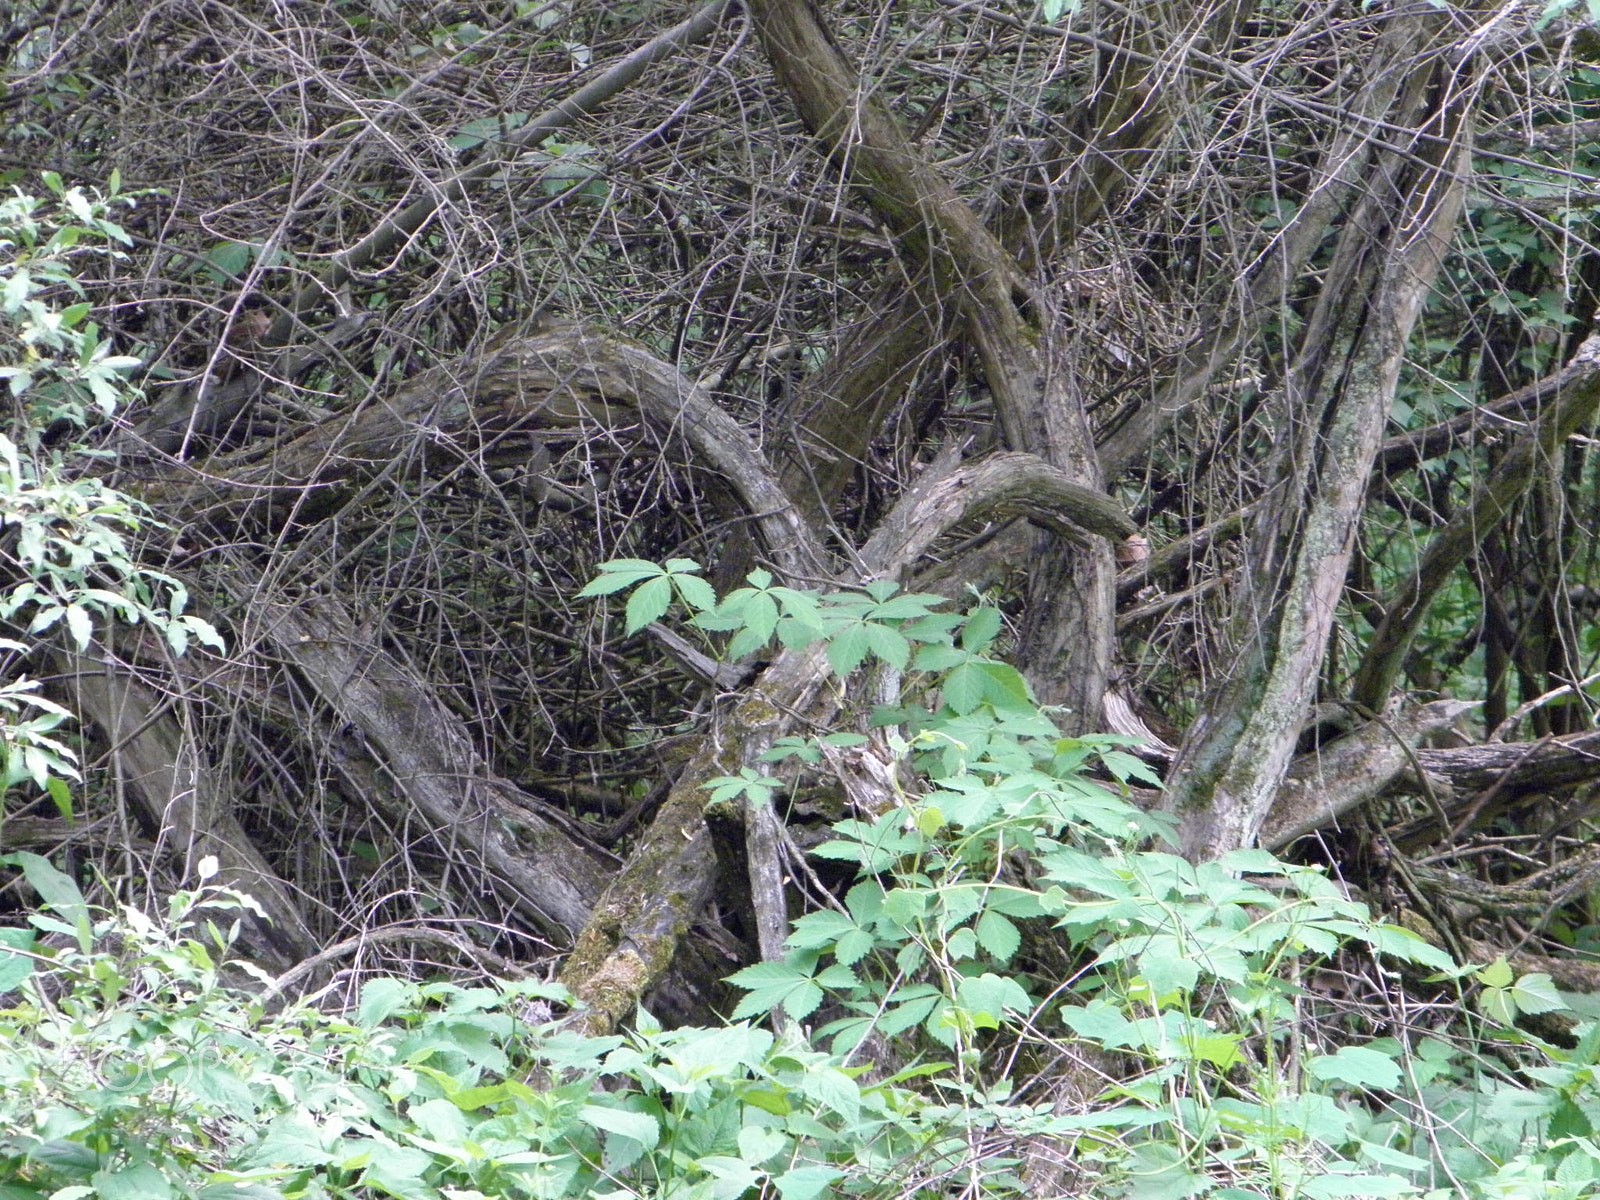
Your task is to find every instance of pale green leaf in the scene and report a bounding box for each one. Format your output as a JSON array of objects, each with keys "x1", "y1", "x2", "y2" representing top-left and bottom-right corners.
[
  {"x1": 974, "y1": 910, "x2": 1020, "y2": 963},
  {"x1": 1476, "y1": 956, "x2": 1514, "y2": 989},
  {"x1": 1305, "y1": 1046, "x2": 1402, "y2": 1090},
  {"x1": 624, "y1": 575, "x2": 672, "y2": 634},
  {"x1": 1510, "y1": 972, "x2": 1567, "y2": 1015},
  {"x1": 773, "y1": 1167, "x2": 844, "y2": 1200},
  {"x1": 579, "y1": 1104, "x2": 660, "y2": 1149}
]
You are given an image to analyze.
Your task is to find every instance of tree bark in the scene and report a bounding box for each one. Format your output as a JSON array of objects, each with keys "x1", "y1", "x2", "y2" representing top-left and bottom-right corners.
[
  {"x1": 1162, "y1": 13, "x2": 1474, "y2": 859},
  {"x1": 743, "y1": 0, "x2": 1119, "y2": 729},
  {"x1": 245, "y1": 592, "x2": 611, "y2": 938},
  {"x1": 56, "y1": 646, "x2": 319, "y2": 970}
]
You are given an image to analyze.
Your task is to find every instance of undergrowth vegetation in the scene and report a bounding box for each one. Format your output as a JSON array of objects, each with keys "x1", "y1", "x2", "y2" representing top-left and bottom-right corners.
[{"x1": 4, "y1": 555, "x2": 1600, "y2": 1199}]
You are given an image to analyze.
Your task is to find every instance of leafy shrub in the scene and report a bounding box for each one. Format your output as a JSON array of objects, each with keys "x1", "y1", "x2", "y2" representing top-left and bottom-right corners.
[
  {"x1": 5, "y1": 560, "x2": 1599, "y2": 1200},
  {"x1": 0, "y1": 855, "x2": 1066, "y2": 1200},
  {"x1": 590, "y1": 559, "x2": 1600, "y2": 1198},
  {"x1": 1, "y1": 178, "x2": 221, "y2": 808}
]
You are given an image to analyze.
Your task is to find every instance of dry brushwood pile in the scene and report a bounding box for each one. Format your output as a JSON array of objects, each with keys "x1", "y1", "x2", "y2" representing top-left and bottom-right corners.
[{"x1": 7, "y1": 0, "x2": 1600, "y2": 1032}]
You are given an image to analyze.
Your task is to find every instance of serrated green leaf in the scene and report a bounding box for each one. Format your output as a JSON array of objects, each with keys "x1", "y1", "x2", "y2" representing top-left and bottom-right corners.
[
  {"x1": 726, "y1": 625, "x2": 771, "y2": 660},
  {"x1": 961, "y1": 607, "x2": 1003, "y2": 652},
  {"x1": 739, "y1": 590, "x2": 778, "y2": 639},
  {"x1": 833, "y1": 927, "x2": 875, "y2": 965},
  {"x1": 827, "y1": 623, "x2": 870, "y2": 676},
  {"x1": 625, "y1": 575, "x2": 673, "y2": 633},
  {"x1": 943, "y1": 662, "x2": 985, "y2": 714},
  {"x1": 672, "y1": 572, "x2": 716, "y2": 613},
  {"x1": 576, "y1": 567, "x2": 658, "y2": 597},
  {"x1": 1476, "y1": 956, "x2": 1514, "y2": 989},
  {"x1": 1510, "y1": 972, "x2": 1567, "y2": 1015},
  {"x1": 974, "y1": 910, "x2": 1020, "y2": 963},
  {"x1": 1305, "y1": 1046, "x2": 1402, "y2": 1090},
  {"x1": 977, "y1": 661, "x2": 1032, "y2": 709},
  {"x1": 863, "y1": 622, "x2": 909, "y2": 669}
]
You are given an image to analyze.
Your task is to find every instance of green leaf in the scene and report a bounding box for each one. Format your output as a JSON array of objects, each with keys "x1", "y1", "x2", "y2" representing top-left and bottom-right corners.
[
  {"x1": 45, "y1": 775, "x2": 74, "y2": 822},
  {"x1": 205, "y1": 241, "x2": 254, "y2": 278},
  {"x1": 1478, "y1": 985, "x2": 1517, "y2": 1024},
  {"x1": 737, "y1": 1125, "x2": 788, "y2": 1165},
  {"x1": 1354, "y1": 922, "x2": 1455, "y2": 970},
  {"x1": 1, "y1": 852, "x2": 90, "y2": 951},
  {"x1": 942, "y1": 662, "x2": 985, "y2": 715},
  {"x1": 833, "y1": 927, "x2": 875, "y2": 965},
  {"x1": 579, "y1": 1104, "x2": 660, "y2": 1149},
  {"x1": 773, "y1": 1167, "x2": 845, "y2": 1200},
  {"x1": 1510, "y1": 972, "x2": 1567, "y2": 1015},
  {"x1": 1305, "y1": 1046, "x2": 1402, "y2": 1090},
  {"x1": 961, "y1": 607, "x2": 1003, "y2": 652},
  {"x1": 1299, "y1": 1171, "x2": 1414, "y2": 1199},
  {"x1": 727, "y1": 961, "x2": 824, "y2": 1021},
  {"x1": 977, "y1": 661, "x2": 1032, "y2": 710},
  {"x1": 826, "y1": 623, "x2": 871, "y2": 676},
  {"x1": 625, "y1": 575, "x2": 673, "y2": 633},
  {"x1": 92, "y1": 1165, "x2": 174, "y2": 1200},
  {"x1": 1358, "y1": 1142, "x2": 1431, "y2": 1173},
  {"x1": 727, "y1": 624, "x2": 773, "y2": 660},
  {"x1": 1476, "y1": 956, "x2": 1514, "y2": 989},
  {"x1": 973, "y1": 910, "x2": 1020, "y2": 963},
  {"x1": 0, "y1": 927, "x2": 36, "y2": 991},
  {"x1": 672, "y1": 572, "x2": 717, "y2": 613},
  {"x1": 914, "y1": 642, "x2": 964, "y2": 672},
  {"x1": 357, "y1": 1145, "x2": 436, "y2": 1200},
  {"x1": 955, "y1": 972, "x2": 1031, "y2": 1020},
  {"x1": 863, "y1": 622, "x2": 910, "y2": 669},
  {"x1": 576, "y1": 567, "x2": 657, "y2": 597},
  {"x1": 1190, "y1": 1033, "x2": 1243, "y2": 1069},
  {"x1": 741, "y1": 591, "x2": 779, "y2": 640},
  {"x1": 799, "y1": 1066, "x2": 859, "y2": 1122},
  {"x1": 357, "y1": 977, "x2": 416, "y2": 1028},
  {"x1": 784, "y1": 909, "x2": 857, "y2": 950},
  {"x1": 774, "y1": 587, "x2": 824, "y2": 633}
]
